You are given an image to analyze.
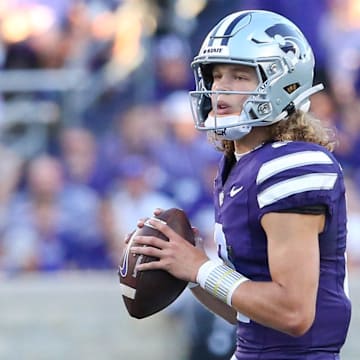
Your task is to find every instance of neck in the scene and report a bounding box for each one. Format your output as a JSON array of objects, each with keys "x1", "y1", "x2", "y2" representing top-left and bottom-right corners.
[{"x1": 234, "y1": 127, "x2": 269, "y2": 154}]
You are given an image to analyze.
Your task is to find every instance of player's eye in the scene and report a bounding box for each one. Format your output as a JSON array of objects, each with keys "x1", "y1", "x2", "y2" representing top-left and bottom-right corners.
[{"x1": 234, "y1": 74, "x2": 246, "y2": 80}]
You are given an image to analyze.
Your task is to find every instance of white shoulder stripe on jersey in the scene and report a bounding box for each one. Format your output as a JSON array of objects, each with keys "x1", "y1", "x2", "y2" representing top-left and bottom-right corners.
[
  {"x1": 257, "y1": 151, "x2": 333, "y2": 185},
  {"x1": 257, "y1": 172, "x2": 338, "y2": 209}
]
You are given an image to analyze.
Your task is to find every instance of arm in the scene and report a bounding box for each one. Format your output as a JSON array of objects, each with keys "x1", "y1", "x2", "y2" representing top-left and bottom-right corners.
[
  {"x1": 230, "y1": 212, "x2": 323, "y2": 336},
  {"x1": 190, "y1": 286, "x2": 237, "y2": 324}
]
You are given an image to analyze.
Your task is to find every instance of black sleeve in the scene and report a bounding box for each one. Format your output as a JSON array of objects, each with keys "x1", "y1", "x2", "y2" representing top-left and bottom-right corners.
[{"x1": 275, "y1": 204, "x2": 327, "y2": 215}]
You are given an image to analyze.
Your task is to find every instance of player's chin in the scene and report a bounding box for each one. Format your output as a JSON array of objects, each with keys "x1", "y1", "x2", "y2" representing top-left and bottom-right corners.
[{"x1": 209, "y1": 109, "x2": 241, "y2": 117}]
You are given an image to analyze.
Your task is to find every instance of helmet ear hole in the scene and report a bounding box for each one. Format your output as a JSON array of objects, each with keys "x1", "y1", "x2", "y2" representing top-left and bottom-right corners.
[
  {"x1": 248, "y1": 108, "x2": 258, "y2": 119},
  {"x1": 200, "y1": 96, "x2": 212, "y2": 119},
  {"x1": 258, "y1": 66, "x2": 267, "y2": 82},
  {"x1": 200, "y1": 64, "x2": 214, "y2": 90}
]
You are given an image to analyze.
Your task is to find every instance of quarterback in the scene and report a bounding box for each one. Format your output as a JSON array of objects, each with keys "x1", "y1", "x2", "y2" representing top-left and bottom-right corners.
[{"x1": 131, "y1": 10, "x2": 352, "y2": 359}]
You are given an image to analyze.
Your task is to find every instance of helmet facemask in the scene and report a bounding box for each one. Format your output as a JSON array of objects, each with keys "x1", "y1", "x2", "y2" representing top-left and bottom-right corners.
[{"x1": 190, "y1": 59, "x2": 284, "y2": 140}]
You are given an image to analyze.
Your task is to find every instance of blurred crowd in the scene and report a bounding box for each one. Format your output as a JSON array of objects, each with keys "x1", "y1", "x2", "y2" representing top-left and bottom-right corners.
[{"x1": 0, "y1": 0, "x2": 359, "y2": 278}]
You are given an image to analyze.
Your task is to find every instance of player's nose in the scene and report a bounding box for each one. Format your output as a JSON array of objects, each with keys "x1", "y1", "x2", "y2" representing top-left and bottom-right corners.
[{"x1": 213, "y1": 80, "x2": 231, "y2": 92}]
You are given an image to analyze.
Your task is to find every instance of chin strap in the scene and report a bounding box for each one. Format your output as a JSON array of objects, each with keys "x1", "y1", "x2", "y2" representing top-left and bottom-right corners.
[
  {"x1": 205, "y1": 114, "x2": 252, "y2": 140},
  {"x1": 275, "y1": 83, "x2": 324, "y2": 122}
]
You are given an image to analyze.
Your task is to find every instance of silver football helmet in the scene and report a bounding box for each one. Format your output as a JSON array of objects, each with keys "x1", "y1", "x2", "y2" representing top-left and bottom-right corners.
[{"x1": 189, "y1": 10, "x2": 323, "y2": 140}]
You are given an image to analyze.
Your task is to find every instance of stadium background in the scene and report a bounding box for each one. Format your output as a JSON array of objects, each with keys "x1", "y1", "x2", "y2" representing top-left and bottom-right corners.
[{"x1": 0, "y1": 0, "x2": 359, "y2": 359}]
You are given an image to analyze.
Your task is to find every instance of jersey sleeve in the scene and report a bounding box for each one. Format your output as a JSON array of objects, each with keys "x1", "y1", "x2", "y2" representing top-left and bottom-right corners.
[{"x1": 256, "y1": 145, "x2": 343, "y2": 218}]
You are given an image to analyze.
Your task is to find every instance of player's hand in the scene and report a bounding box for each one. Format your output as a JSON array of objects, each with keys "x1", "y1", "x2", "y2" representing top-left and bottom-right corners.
[
  {"x1": 130, "y1": 217, "x2": 208, "y2": 283},
  {"x1": 134, "y1": 208, "x2": 164, "y2": 230},
  {"x1": 124, "y1": 230, "x2": 135, "y2": 245},
  {"x1": 125, "y1": 208, "x2": 164, "y2": 245},
  {"x1": 192, "y1": 227, "x2": 205, "y2": 251}
]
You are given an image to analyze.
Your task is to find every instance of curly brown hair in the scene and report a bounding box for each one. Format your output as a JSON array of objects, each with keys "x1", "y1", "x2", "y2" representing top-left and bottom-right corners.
[{"x1": 214, "y1": 110, "x2": 337, "y2": 158}]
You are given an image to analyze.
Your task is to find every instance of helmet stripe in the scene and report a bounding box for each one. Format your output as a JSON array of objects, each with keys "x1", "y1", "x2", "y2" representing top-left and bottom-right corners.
[
  {"x1": 208, "y1": 21, "x2": 226, "y2": 47},
  {"x1": 208, "y1": 12, "x2": 247, "y2": 47},
  {"x1": 221, "y1": 12, "x2": 252, "y2": 45}
]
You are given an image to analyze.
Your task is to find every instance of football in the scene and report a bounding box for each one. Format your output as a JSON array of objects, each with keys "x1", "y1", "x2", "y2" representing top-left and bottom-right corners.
[{"x1": 118, "y1": 208, "x2": 195, "y2": 319}]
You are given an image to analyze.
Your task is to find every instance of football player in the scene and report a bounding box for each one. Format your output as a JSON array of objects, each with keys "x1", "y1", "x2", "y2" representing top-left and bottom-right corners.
[{"x1": 130, "y1": 10, "x2": 351, "y2": 359}]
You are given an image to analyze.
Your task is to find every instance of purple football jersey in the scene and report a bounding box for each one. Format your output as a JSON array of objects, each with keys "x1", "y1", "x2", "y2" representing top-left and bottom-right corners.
[{"x1": 213, "y1": 141, "x2": 351, "y2": 359}]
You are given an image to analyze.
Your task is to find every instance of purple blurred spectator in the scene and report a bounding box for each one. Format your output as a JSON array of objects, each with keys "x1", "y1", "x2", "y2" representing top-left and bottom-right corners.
[
  {"x1": 330, "y1": 100, "x2": 360, "y2": 171},
  {"x1": 107, "y1": 154, "x2": 179, "y2": 255},
  {"x1": 1, "y1": 154, "x2": 111, "y2": 272},
  {"x1": 59, "y1": 126, "x2": 112, "y2": 195},
  {"x1": 318, "y1": 0, "x2": 360, "y2": 104},
  {"x1": 98, "y1": 103, "x2": 167, "y2": 182},
  {"x1": 344, "y1": 175, "x2": 360, "y2": 269},
  {"x1": 152, "y1": 34, "x2": 194, "y2": 100},
  {"x1": 153, "y1": 91, "x2": 220, "y2": 216}
]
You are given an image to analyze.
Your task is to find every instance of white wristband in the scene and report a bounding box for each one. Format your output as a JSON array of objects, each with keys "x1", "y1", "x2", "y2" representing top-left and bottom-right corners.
[
  {"x1": 196, "y1": 260, "x2": 248, "y2": 306},
  {"x1": 196, "y1": 260, "x2": 219, "y2": 288}
]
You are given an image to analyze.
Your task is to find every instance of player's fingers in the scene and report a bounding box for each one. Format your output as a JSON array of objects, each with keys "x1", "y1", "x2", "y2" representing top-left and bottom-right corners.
[
  {"x1": 191, "y1": 226, "x2": 200, "y2": 237},
  {"x1": 137, "y1": 217, "x2": 148, "y2": 228},
  {"x1": 190, "y1": 226, "x2": 204, "y2": 249},
  {"x1": 153, "y1": 208, "x2": 164, "y2": 216},
  {"x1": 136, "y1": 260, "x2": 163, "y2": 271},
  {"x1": 131, "y1": 243, "x2": 163, "y2": 258},
  {"x1": 132, "y1": 235, "x2": 167, "y2": 249},
  {"x1": 124, "y1": 230, "x2": 135, "y2": 244},
  {"x1": 124, "y1": 233, "x2": 131, "y2": 244},
  {"x1": 146, "y1": 217, "x2": 179, "y2": 239}
]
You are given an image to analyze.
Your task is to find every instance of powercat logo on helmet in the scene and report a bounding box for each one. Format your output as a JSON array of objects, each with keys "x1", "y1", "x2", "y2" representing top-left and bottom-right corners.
[
  {"x1": 265, "y1": 23, "x2": 307, "y2": 58},
  {"x1": 251, "y1": 23, "x2": 308, "y2": 60}
]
